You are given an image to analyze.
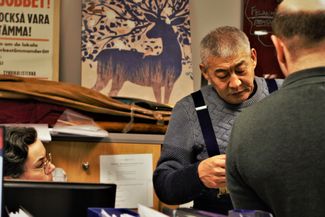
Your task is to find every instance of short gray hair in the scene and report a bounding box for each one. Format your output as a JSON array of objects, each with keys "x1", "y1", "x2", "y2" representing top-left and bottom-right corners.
[{"x1": 200, "y1": 26, "x2": 251, "y2": 66}]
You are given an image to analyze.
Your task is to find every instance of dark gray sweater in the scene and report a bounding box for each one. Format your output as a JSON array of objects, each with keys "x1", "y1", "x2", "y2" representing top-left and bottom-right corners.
[
  {"x1": 227, "y1": 67, "x2": 325, "y2": 217},
  {"x1": 153, "y1": 76, "x2": 283, "y2": 214}
]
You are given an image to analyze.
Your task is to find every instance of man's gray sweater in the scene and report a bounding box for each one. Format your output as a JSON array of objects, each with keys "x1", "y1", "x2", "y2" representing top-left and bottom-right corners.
[{"x1": 153, "y1": 76, "x2": 283, "y2": 214}]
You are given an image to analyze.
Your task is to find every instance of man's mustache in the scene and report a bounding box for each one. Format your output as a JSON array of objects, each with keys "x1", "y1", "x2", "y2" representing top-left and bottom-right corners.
[{"x1": 228, "y1": 84, "x2": 250, "y2": 95}]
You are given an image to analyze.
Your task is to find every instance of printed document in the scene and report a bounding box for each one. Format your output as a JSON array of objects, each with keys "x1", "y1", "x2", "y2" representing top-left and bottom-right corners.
[{"x1": 100, "y1": 154, "x2": 153, "y2": 208}]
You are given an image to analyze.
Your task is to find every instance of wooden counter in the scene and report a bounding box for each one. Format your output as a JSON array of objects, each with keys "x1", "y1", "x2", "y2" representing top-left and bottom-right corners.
[{"x1": 45, "y1": 133, "x2": 163, "y2": 210}]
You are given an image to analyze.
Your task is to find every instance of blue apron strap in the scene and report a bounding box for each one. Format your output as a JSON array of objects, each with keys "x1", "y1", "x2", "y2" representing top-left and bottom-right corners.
[
  {"x1": 191, "y1": 90, "x2": 220, "y2": 157},
  {"x1": 266, "y1": 79, "x2": 278, "y2": 93}
]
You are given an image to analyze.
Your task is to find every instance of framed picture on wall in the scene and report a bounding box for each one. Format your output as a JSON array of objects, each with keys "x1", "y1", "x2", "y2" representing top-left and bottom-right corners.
[
  {"x1": 0, "y1": 0, "x2": 60, "y2": 81},
  {"x1": 81, "y1": 0, "x2": 193, "y2": 105}
]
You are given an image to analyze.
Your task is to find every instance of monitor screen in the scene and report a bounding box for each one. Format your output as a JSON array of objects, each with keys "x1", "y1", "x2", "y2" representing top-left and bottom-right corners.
[
  {"x1": 3, "y1": 180, "x2": 116, "y2": 217},
  {"x1": 0, "y1": 127, "x2": 4, "y2": 217}
]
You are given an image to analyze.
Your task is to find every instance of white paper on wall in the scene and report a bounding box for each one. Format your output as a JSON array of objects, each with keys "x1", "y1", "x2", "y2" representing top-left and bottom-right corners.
[{"x1": 100, "y1": 154, "x2": 153, "y2": 208}]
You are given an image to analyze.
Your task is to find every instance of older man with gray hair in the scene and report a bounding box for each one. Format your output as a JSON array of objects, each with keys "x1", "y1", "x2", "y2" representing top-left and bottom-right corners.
[{"x1": 153, "y1": 26, "x2": 283, "y2": 214}]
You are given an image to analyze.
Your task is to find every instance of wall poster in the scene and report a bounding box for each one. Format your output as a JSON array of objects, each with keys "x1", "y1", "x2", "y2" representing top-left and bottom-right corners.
[
  {"x1": 81, "y1": 0, "x2": 193, "y2": 105},
  {"x1": 243, "y1": 0, "x2": 283, "y2": 79},
  {"x1": 0, "y1": 0, "x2": 60, "y2": 80}
]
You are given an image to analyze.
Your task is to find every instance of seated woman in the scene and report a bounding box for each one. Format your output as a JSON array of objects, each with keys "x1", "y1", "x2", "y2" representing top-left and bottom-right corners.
[{"x1": 3, "y1": 126, "x2": 56, "y2": 181}]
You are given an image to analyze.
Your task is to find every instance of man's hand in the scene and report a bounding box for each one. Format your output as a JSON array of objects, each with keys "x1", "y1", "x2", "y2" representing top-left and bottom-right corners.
[{"x1": 198, "y1": 154, "x2": 226, "y2": 189}]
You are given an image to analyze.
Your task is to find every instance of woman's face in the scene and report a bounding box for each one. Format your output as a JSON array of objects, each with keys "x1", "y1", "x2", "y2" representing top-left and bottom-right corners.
[{"x1": 19, "y1": 139, "x2": 56, "y2": 181}]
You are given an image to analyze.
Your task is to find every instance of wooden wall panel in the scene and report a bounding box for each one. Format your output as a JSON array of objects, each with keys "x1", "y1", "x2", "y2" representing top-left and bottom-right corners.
[{"x1": 45, "y1": 141, "x2": 161, "y2": 209}]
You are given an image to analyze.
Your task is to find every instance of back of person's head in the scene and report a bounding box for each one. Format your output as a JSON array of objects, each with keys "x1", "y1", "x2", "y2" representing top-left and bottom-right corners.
[
  {"x1": 200, "y1": 26, "x2": 251, "y2": 65},
  {"x1": 272, "y1": 0, "x2": 325, "y2": 58},
  {"x1": 4, "y1": 127, "x2": 37, "y2": 178}
]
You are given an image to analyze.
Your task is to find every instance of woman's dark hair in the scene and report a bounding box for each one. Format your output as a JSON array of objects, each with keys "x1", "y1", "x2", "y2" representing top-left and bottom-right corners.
[{"x1": 4, "y1": 127, "x2": 38, "y2": 178}]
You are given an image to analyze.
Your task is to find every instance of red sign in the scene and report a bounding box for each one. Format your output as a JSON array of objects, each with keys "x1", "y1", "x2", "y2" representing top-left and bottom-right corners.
[{"x1": 243, "y1": 0, "x2": 283, "y2": 78}]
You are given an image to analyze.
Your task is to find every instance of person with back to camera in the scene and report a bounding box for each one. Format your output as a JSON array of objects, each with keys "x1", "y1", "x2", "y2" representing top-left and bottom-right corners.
[
  {"x1": 153, "y1": 26, "x2": 283, "y2": 214},
  {"x1": 226, "y1": 0, "x2": 325, "y2": 217},
  {"x1": 4, "y1": 126, "x2": 56, "y2": 181}
]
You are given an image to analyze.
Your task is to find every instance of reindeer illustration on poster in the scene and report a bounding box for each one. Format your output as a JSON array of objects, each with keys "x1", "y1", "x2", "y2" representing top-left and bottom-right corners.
[{"x1": 81, "y1": 0, "x2": 192, "y2": 105}]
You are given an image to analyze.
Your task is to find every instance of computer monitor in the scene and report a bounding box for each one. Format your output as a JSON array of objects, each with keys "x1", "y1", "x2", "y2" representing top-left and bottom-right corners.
[{"x1": 3, "y1": 180, "x2": 116, "y2": 217}]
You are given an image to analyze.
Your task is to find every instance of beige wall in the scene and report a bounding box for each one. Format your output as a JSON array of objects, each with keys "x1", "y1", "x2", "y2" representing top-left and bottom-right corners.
[
  {"x1": 59, "y1": 0, "x2": 82, "y2": 84},
  {"x1": 59, "y1": 0, "x2": 243, "y2": 91},
  {"x1": 189, "y1": 0, "x2": 242, "y2": 90}
]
